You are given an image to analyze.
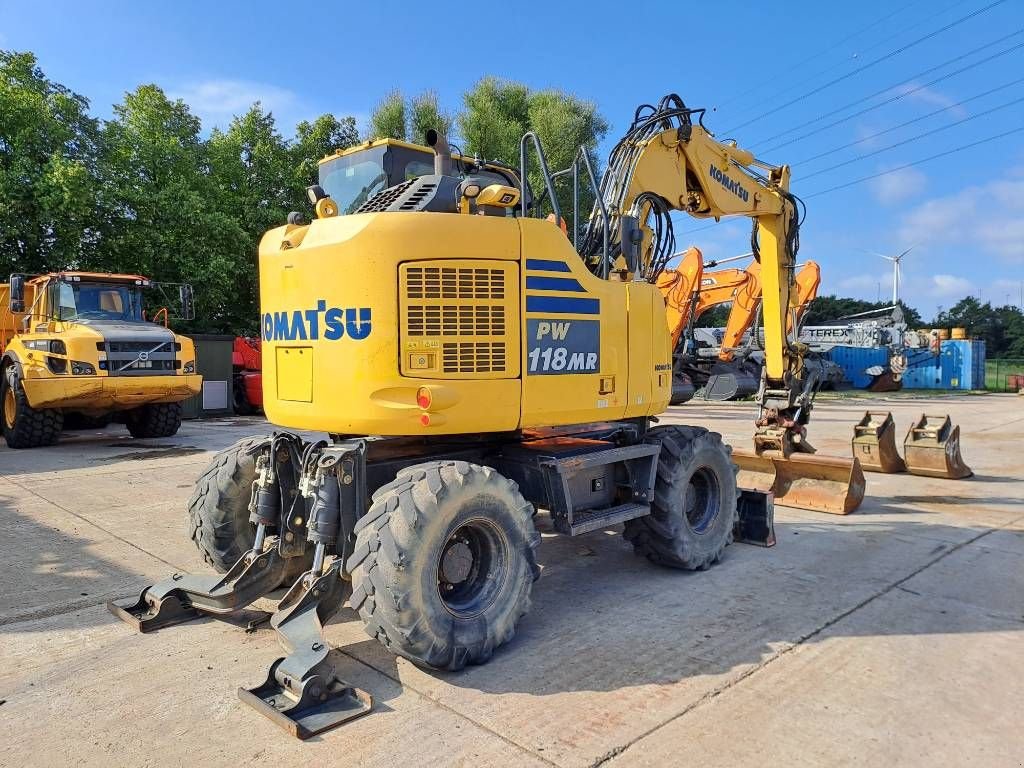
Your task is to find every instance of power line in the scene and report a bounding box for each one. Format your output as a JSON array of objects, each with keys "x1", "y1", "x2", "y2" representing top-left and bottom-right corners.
[
  {"x1": 797, "y1": 93, "x2": 1024, "y2": 181},
  {"x1": 722, "y1": 0, "x2": 1008, "y2": 135},
  {"x1": 755, "y1": 31, "x2": 1024, "y2": 154},
  {"x1": 791, "y1": 75, "x2": 1024, "y2": 165},
  {"x1": 802, "y1": 125, "x2": 1024, "y2": 198},
  {"x1": 713, "y1": 0, "x2": 925, "y2": 113}
]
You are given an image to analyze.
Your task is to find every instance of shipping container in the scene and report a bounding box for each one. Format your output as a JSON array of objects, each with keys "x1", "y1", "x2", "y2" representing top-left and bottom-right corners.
[
  {"x1": 824, "y1": 346, "x2": 890, "y2": 389},
  {"x1": 902, "y1": 339, "x2": 985, "y2": 390}
]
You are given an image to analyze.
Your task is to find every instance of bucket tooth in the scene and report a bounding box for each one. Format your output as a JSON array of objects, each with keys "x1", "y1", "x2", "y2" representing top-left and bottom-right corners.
[
  {"x1": 734, "y1": 450, "x2": 866, "y2": 515},
  {"x1": 903, "y1": 414, "x2": 973, "y2": 479},
  {"x1": 851, "y1": 411, "x2": 906, "y2": 473}
]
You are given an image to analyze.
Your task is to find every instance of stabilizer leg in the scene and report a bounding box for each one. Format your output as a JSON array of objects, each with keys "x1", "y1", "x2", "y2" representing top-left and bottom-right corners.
[
  {"x1": 107, "y1": 546, "x2": 287, "y2": 633},
  {"x1": 239, "y1": 558, "x2": 372, "y2": 739}
]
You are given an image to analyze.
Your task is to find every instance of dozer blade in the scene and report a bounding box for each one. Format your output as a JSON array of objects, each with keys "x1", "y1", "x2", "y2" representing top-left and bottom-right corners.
[
  {"x1": 851, "y1": 411, "x2": 906, "y2": 473},
  {"x1": 734, "y1": 450, "x2": 866, "y2": 515},
  {"x1": 903, "y1": 414, "x2": 973, "y2": 479}
]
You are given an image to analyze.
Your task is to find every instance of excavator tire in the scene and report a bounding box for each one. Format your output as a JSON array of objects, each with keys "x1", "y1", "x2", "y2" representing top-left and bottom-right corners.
[
  {"x1": 186, "y1": 436, "x2": 261, "y2": 572},
  {"x1": 623, "y1": 426, "x2": 737, "y2": 570},
  {"x1": 348, "y1": 460, "x2": 540, "y2": 671},
  {"x1": 2, "y1": 362, "x2": 63, "y2": 449},
  {"x1": 125, "y1": 402, "x2": 182, "y2": 438}
]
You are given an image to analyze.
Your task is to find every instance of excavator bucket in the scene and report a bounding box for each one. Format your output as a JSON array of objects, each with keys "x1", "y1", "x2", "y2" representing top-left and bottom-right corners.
[
  {"x1": 903, "y1": 414, "x2": 973, "y2": 479},
  {"x1": 733, "y1": 450, "x2": 866, "y2": 515},
  {"x1": 851, "y1": 411, "x2": 906, "y2": 473}
]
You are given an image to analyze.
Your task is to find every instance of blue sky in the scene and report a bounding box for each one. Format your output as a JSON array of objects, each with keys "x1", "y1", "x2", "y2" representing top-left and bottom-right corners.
[{"x1": 2, "y1": 0, "x2": 1022, "y2": 318}]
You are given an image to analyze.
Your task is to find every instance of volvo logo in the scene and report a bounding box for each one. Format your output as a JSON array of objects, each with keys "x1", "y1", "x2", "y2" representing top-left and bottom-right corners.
[{"x1": 138, "y1": 351, "x2": 149, "y2": 361}]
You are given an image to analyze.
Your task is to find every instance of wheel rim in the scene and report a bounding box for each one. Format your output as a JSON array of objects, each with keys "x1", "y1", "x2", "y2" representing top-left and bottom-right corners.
[
  {"x1": 437, "y1": 517, "x2": 509, "y2": 618},
  {"x1": 685, "y1": 467, "x2": 721, "y2": 534},
  {"x1": 3, "y1": 386, "x2": 15, "y2": 429}
]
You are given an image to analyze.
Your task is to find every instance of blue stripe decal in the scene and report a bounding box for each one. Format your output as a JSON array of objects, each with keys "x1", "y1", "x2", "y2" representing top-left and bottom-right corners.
[
  {"x1": 525, "y1": 259, "x2": 571, "y2": 273},
  {"x1": 525, "y1": 276, "x2": 585, "y2": 292},
  {"x1": 526, "y1": 296, "x2": 600, "y2": 314}
]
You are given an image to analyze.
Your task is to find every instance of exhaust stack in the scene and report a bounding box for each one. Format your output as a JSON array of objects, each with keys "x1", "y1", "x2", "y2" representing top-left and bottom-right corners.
[{"x1": 425, "y1": 129, "x2": 452, "y2": 176}]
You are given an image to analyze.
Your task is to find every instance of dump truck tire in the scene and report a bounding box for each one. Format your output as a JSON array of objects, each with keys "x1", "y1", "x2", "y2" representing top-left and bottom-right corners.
[
  {"x1": 186, "y1": 436, "x2": 262, "y2": 572},
  {"x1": 126, "y1": 402, "x2": 182, "y2": 438},
  {"x1": 2, "y1": 362, "x2": 63, "y2": 449},
  {"x1": 623, "y1": 425, "x2": 737, "y2": 570},
  {"x1": 348, "y1": 460, "x2": 540, "y2": 671}
]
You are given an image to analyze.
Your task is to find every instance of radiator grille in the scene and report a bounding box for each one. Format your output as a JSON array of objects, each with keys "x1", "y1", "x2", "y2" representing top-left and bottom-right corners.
[
  {"x1": 400, "y1": 261, "x2": 518, "y2": 379},
  {"x1": 406, "y1": 305, "x2": 506, "y2": 337},
  {"x1": 442, "y1": 342, "x2": 507, "y2": 373},
  {"x1": 406, "y1": 267, "x2": 505, "y2": 300}
]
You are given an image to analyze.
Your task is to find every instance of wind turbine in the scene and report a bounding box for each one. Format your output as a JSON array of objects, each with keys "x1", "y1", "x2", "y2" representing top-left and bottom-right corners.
[{"x1": 872, "y1": 247, "x2": 913, "y2": 306}]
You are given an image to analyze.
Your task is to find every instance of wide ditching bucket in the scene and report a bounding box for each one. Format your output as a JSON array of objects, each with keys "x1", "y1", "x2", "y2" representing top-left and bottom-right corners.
[
  {"x1": 733, "y1": 450, "x2": 866, "y2": 515},
  {"x1": 903, "y1": 414, "x2": 973, "y2": 479},
  {"x1": 852, "y1": 411, "x2": 906, "y2": 473}
]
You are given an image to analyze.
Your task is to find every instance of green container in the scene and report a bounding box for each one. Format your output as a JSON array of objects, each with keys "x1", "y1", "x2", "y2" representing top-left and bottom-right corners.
[{"x1": 181, "y1": 334, "x2": 235, "y2": 418}]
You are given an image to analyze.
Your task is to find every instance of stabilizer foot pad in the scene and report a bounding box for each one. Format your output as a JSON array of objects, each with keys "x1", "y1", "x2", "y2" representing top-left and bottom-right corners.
[
  {"x1": 239, "y1": 652, "x2": 372, "y2": 739},
  {"x1": 107, "y1": 589, "x2": 199, "y2": 633}
]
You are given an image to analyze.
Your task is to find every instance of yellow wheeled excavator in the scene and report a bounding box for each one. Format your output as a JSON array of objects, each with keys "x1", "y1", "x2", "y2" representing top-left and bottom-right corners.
[{"x1": 110, "y1": 94, "x2": 863, "y2": 738}]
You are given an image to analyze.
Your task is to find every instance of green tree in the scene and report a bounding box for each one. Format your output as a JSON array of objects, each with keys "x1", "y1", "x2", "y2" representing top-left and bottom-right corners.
[
  {"x1": 459, "y1": 78, "x2": 608, "y2": 234},
  {"x1": 934, "y1": 297, "x2": 1024, "y2": 357},
  {"x1": 409, "y1": 90, "x2": 451, "y2": 145},
  {"x1": 96, "y1": 84, "x2": 244, "y2": 331},
  {"x1": 0, "y1": 51, "x2": 101, "y2": 275},
  {"x1": 368, "y1": 90, "x2": 407, "y2": 140}
]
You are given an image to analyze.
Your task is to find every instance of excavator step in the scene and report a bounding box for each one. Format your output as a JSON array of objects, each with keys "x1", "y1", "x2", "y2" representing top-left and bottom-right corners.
[
  {"x1": 733, "y1": 450, "x2": 865, "y2": 515},
  {"x1": 852, "y1": 411, "x2": 906, "y2": 473},
  {"x1": 567, "y1": 502, "x2": 650, "y2": 536},
  {"x1": 903, "y1": 414, "x2": 973, "y2": 479}
]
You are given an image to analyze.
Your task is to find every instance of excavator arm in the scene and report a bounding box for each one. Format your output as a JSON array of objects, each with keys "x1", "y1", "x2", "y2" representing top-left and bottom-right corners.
[{"x1": 583, "y1": 95, "x2": 808, "y2": 453}]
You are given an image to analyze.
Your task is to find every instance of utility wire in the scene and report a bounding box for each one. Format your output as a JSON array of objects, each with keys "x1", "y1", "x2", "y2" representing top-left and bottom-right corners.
[
  {"x1": 791, "y1": 75, "x2": 1024, "y2": 165},
  {"x1": 714, "y1": 0, "x2": 925, "y2": 113},
  {"x1": 797, "y1": 94, "x2": 1024, "y2": 181},
  {"x1": 722, "y1": 0, "x2": 1008, "y2": 135},
  {"x1": 755, "y1": 31, "x2": 1024, "y2": 154},
  {"x1": 802, "y1": 125, "x2": 1024, "y2": 198}
]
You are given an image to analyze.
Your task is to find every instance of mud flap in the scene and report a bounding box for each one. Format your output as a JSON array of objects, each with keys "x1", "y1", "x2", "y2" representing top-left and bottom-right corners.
[
  {"x1": 903, "y1": 414, "x2": 973, "y2": 479},
  {"x1": 852, "y1": 411, "x2": 906, "y2": 473},
  {"x1": 734, "y1": 450, "x2": 866, "y2": 515}
]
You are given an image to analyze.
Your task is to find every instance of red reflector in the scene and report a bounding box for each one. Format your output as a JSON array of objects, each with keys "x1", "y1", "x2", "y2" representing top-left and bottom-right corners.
[
  {"x1": 420, "y1": 413, "x2": 430, "y2": 426},
  {"x1": 416, "y1": 387, "x2": 431, "y2": 409}
]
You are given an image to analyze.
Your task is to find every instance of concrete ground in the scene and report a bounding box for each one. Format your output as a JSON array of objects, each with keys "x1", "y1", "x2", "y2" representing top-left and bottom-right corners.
[{"x1": 1, "y1": 394, "x2": 1021, "y2": 767}]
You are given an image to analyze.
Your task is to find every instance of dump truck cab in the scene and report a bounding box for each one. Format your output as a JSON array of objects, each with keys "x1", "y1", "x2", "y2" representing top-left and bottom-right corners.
[{"x1": 1, "y1": 271, "x2": 202, "y2": 448}]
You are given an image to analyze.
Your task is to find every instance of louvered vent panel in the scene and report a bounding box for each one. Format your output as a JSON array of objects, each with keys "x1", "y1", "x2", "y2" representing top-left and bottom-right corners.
[{"x1": 400, "y1": 261, "x2": 518, "y2": 379}]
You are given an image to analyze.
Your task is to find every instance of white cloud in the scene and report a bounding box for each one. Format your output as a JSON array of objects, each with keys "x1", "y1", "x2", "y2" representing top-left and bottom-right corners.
[
  {"x1": 929, "y1": 274, "x2": 974, "y2": 297},
  {"x1": 168, "y1": 79, "x2": 299, "y2": 131},
  {"x1": 891, "y1": 82, "x2": 968, "y2": 118},
  {"x1": 897, "y1": 175, "x2": 1024, "y2": 264},
  {"x1": 870, "y1": 166, "x2": 926, "y2": 204}
]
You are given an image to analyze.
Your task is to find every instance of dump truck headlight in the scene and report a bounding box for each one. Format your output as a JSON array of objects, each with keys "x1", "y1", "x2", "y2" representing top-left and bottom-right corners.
[
  {"x1": 70, "y1": 361, "x2": 96, "y2": 375},
  {"x1": 183, "y1": 360, "x2": 195, "y2": 374},
  {"x1": 25, "y1": 339, "x2": 66, "y2": 354}
]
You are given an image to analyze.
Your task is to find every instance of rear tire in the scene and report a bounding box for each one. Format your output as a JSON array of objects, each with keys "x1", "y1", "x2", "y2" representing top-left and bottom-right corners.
[
  {"x1": 186, "y1": 436, "x2": 262, "y2": 571},
  {"x1": 2, "y1": 363, "x2": 63, "y2": 449},
  {"x1": 125, "y1": 402, "x2": 181, "y2": 438},
  {"x1": 348, "y1": 461, "x2": 539, "y2": 671},
  {"x1": 623, "y1": 426, "x2": 737, "y2": 570}
]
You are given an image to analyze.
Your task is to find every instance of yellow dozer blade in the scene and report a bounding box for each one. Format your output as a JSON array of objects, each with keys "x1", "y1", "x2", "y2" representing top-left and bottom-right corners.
[
  {"x1": 733, "y1": 450, "x2": 866, "y2": 515},
  {"x1": 851, "y1": 411, "x2": 907, "y2": 473},
  {"x1": 903, "y1": 414, "x2": 973, "y2": 479}
]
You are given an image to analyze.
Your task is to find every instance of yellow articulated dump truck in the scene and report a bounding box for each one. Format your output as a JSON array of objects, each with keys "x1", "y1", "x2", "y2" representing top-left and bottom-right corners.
[{"x1": 1, "y1": 271, "x2": 202, "y2": 448}]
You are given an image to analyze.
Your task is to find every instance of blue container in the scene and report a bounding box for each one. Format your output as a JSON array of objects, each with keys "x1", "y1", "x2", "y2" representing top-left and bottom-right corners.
[
  {"x1": 825, "y1": 346, "x2": 890, "y2": 388},
  {"x1": 903, "y1": 340, "x2": 986, "y2": 390}
]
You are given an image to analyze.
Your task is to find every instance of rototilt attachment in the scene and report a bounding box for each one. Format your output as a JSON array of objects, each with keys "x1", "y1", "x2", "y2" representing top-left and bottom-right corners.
[
  {"x1": 107, "y1": 435, "x2": 373, "y2": 739},
  {"x1": 851, "y1": 411, "x2": 907, "y2": 473},
  {"x1": 903, "y1": 414, "x2": 973, "y2": 479}
]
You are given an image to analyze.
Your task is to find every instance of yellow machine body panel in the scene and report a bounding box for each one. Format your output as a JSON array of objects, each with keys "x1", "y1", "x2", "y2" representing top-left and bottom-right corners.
[{"x1": 259, "y1": 214, "x2": 672, "y2": 435}]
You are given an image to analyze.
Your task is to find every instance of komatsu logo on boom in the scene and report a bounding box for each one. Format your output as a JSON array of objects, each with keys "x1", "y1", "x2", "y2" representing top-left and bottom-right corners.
[
  {"x1": 709, "y1": 164, "x2": 750, "y2": 203},
  {"x1": 262, "y1": 301, "x2": 372, "y2": 342}
]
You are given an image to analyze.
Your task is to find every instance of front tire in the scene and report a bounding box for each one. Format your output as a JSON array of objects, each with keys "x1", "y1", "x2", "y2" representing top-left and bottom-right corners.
[
  {"x1": 126, "y1": 401, "x2": 181, "y2": 438},
  {"x1": 348, "y1": 461, "x2": 539, "y2": 671},
  {"x1": 2, "y1": 363, "x2": 63, "y2": 449},
  {"x1": 623, "y1": 426, "x2": 737, "y2": 570}
]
